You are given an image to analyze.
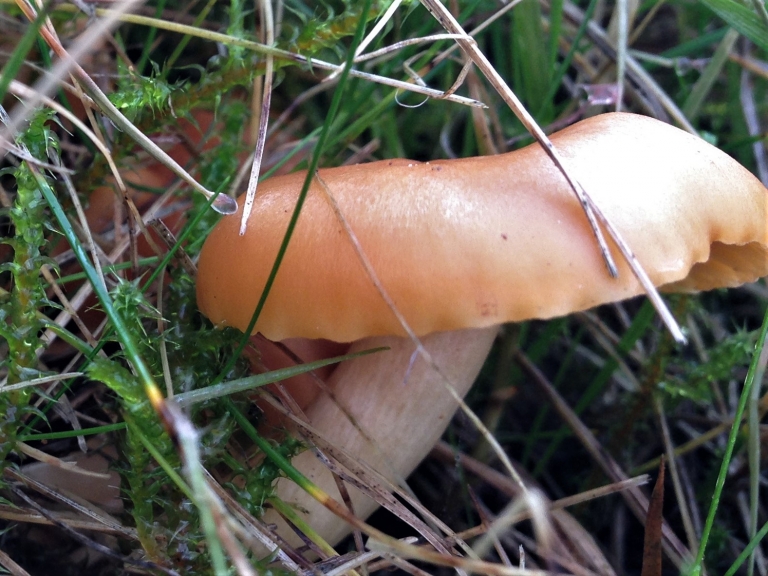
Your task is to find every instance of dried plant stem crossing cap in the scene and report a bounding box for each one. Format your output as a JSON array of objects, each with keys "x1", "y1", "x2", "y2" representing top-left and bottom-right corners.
[
  {"x1": 198, "y1": 113, "x2": 768, "y2": 343},
  {"x1": 196, "y1": 112, "x2": 767, "y2": 546}
]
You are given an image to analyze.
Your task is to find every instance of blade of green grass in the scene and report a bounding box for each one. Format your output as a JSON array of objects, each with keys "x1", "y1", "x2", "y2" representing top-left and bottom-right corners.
[
  {"x1": 533, "y1": 300, "x2": 656, "y2": 477},
  {"x1": 513, "y1": 0, "x2": 550, "y2": 117},
  {"x1": 174, "y1": 346, "x2": 387, "y2": 407},
  {"x1": 135, "y1": 0, "x2": 167, "y2": 74},
  {"x1": 165, "y1": 0, "x2": 218, "y2": 71},
  {"x1": 0, "y1": 4, "x2": 47, "y2": 103},
  {"x1": 724, "y1": 517, "x2": 768, "y2": 576},
  {"x1": 682, "y1": 28, "x2": 739, "y2": 122},
  {"x1": 540, "y1": 0, "x2": 600, "y2": 116},
  {"x1": 698, "y1": 0, "x2": 768, "y2": 51},
  {"x1": 690, "y1": 303, "x2": 768, "y2": 576},
  {"x1": 31, "y1": 169, "x2": 157, "y2": 395},
  {"x1": 18, "y1": 423, "x2": 127, "y2": 442},
  {"x1": 32, "y1": 163, "x2": 230, "y2": 576},
  {"x1": 212, "y1": 0, "x2": 374, "y2": 388}
]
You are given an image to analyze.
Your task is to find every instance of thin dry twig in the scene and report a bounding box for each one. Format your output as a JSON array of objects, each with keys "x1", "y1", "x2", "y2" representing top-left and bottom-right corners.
[
  {"x1": 560, "y1": 0, "x2": 696, "y2": 134},
  {"x1": 9, "y1": 483, "x2": 179, "y2": 576},
  {"x1": 516, "y1": 351, "x2": 698, "y2": 573},
  {"x1": 202, "y1": 469, "x2": 304, "y2": 572},
  {"x1": 740, "y1": 63, "x2": 768, "y2": 185},
  {"x1": 9, "y1": 0, "x2": 237, "y2": 214},
  {"x1": 0, "y1": 372, "x2": 83, "y2": 393},
  {"x1": 418, "y1": 0, "x2": 687, "y2": 345},
  {"x1": 261, "y1": 393, "x2": 473, "y2": 563},
  {"x1": 654, "y1": 396, "x2": 700, "y2": 557},
  {"x1": 239, "y1": 0, "x2": 275, "y2": 235},
  {"x1": 354, "y1": 0, "x2": 403, "y2": 58},
  {"x1": 419, "y1": 0, "x2": 617, "y2": 277},
  {"x1": 0, "y1": 549, "x2": 32, "y2": 576},
  {"x1": 33, "y1": 5, "x2": 488, "y2": 110},
  {"x1": 315, "y1": 173, "x2": 530, "y2": 496},
  {"x1": 8, "y1": 80, "x2": 125, "y2": 193}
]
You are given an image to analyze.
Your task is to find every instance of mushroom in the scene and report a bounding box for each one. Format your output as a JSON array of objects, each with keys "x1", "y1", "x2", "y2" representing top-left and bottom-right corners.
[{"x1": 196, "y1": 112, "x2": 768, "y2": 546}]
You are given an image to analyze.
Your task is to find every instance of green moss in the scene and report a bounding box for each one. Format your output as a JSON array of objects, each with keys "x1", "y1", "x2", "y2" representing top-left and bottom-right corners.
[{"x1": 0, "y1": 110, "x2": 57, "y2": 467}]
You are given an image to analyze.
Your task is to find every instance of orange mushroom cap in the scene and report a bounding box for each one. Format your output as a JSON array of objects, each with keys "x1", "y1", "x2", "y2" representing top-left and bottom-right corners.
[
  {"x1": 196, "y1": 112, "x2": 768, "y2": 342},
  {"x1": 196, "y1": 112, "x2": 767, "y2": 548}
]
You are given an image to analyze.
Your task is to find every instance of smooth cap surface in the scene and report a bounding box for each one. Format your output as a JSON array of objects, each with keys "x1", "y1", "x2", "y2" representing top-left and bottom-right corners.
[{"x1": 197, "y1": 113, "x2": 768, "y2": 342}]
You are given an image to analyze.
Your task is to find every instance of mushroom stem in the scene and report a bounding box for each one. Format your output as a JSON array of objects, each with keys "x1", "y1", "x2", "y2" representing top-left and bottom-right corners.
[{"x1": 265, "y1": 326, "x2": 498, "y2": 547}]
